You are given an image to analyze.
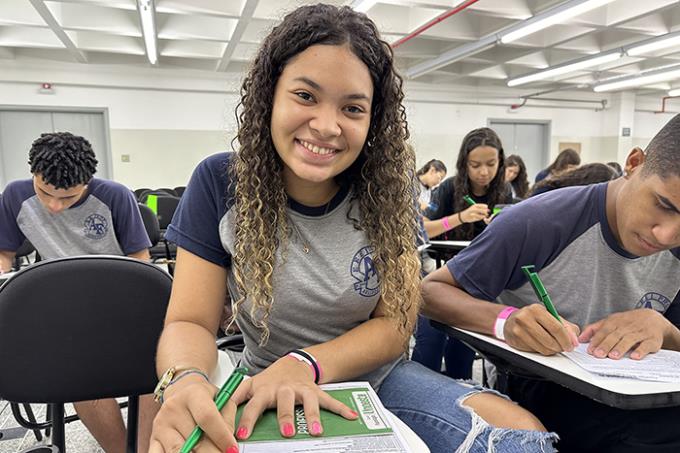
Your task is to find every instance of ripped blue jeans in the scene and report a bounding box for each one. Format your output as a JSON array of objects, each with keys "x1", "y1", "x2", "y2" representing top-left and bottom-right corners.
[{"x1": 377, "y1": 361, "x2": 558, "y2": 453}]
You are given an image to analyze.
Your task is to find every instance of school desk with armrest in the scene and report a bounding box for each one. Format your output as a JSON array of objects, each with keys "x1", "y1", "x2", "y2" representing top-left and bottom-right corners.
[
  {"x1": 426, "y1": 240, "x2": 471, "y2": 268},
  {"x1": 432, "y1": 322, "x2": 680, "y2": 410}
]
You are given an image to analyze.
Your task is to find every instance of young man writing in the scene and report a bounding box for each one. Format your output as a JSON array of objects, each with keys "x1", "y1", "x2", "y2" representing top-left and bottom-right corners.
[
  {"x1": 422, "y1": 115, "x2": 680, "y2": 453},
  {"x1": 0, "y1": 132, "x2": 155, "y2": 453}
]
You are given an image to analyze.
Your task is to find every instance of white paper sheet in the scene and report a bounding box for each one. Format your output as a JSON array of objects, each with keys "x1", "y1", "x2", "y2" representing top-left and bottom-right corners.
[
  {"x1": 563, "y1": 343, "x2": 680, "y2": 382},
  {"x1": 238, "y1": 382, "x2": 413, "y2": 453}
]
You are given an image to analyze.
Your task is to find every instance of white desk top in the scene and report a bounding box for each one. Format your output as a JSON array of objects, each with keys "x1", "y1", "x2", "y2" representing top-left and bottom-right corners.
[
  {"x1": 417, "y1": 243, "x2": 431, "y2": 253},
  {"x1": 436, "y1": 323, "x2": 680, "y2": 409},
  {"x1": 428, "y1": 240, "x2": 471, "y2": 248}
]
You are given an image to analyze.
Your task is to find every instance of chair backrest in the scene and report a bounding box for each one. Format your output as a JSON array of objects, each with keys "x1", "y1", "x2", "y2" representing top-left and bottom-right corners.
[
  {"x1": 0, "y1": 256, "x2": 172, "y2": 404},
  {"x1": 134, "y1": 188, "x2": 152, "y2": 200},
  {"x1": 157, "y1": 188, "x2": 177, "y2": 197},
  {"x1": 140, "y1": 190, "x2": 175, "y2": 204},
  {"x1": 156, "y1": 196, "x2": 181, "y2": 230},
  {"x1": 138, "y1": 203, "x2": 161, "y2": 247}
]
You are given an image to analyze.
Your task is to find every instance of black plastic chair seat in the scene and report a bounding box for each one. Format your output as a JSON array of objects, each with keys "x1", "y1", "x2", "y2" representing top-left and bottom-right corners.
[{"x1": 0, "y1": 256, "x2": 172, "y2": 452}]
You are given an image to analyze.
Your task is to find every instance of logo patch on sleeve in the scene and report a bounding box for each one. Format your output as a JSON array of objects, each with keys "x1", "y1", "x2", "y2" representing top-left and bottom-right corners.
[
  {"x1": 350, "y1": 246, "x2": 379, "y2": 297},
  {"x1": 635, "y1": 292, "x2": 671, "y2": 312},
  {"x1": 83, "y1": 214, "x2": 109, "y2": 239}
]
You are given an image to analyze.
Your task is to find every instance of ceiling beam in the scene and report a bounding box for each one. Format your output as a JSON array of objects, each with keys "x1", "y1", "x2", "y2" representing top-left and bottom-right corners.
[
  {"x1": 216, "y1": 0, "x2": 259, "y2": 72},
  {"x1": 0, "y1": 47, "x2": 16, "y2": 59},
  {"x1": 28, "y1": 0, "x2": 87, "y2": 63}
]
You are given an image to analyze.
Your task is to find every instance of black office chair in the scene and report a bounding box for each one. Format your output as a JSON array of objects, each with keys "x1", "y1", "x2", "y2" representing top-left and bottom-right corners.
[
  {"x1": 133, "y1": 188, "x2": 152, "y2": 200},
  {"x1": 13, "y1": 240, "x2": 36, "y2": 270},
  {"x1": 154, "y1": 196, "x2": 181, "y2": 275},
  {"x1": 138, "y1": 203, "x2": 161, "y2": 248},
  {"x1": 173, "y1": 186, "x2": 186, "y2": 198},
  {"x1": 155, "y1": 196, "x2": 180, "y2": 231},
  {"x1": 0, "y1": 256, "x2": 172, "y2": 453},
  {"x1": 139, "y1": 190, "x2": 175, "y2": 204},
  {"x1": 157, "y1": 188, "x2": 177, "y2": 197}
]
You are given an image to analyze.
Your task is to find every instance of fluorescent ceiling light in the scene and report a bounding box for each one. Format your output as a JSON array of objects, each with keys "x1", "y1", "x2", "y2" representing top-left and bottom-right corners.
[
  {"x1": 668, "y1": 88, "x2": 680, "y2": 97},
  {"x1": 352, "y1": 0, "x2": 378, "y2": 13},
  {"x1": 406, "y1": 34, "x2": 497, "y2": 79},
  {"x1": 137, "y1": 0, "x2": 157, "y2": 65},
  {"x1": 507, "y1": 51, "x2": 621, "y2": 87},
  {"x1": 627, "y1": 31, "x2": 680, "y2": 56},
  {"x1": 594, "y1": 65, "x2": 680, "y2": 92},
  {"x1": 500, "y1": 0, "x2": 615, "y2": 44}
]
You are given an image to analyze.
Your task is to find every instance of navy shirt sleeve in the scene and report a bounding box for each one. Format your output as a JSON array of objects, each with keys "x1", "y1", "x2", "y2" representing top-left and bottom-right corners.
[
  {"x1": 91, "y1": 179, "x2": 152, "y2": 255},
  {"x1": 447, "y1": 184, "x2": 602, "y2": 301},
  {"x1": 665, "y1": 291, "x2": 680, "y2": 329},
  {"x1": 424, "y1": 177, "x2": 455, "y2": 220},
  {"x1": 0, "y1": 180, "x2": 32, "y2": 251},
  {"x1": 165, "y1": 153, "x2": 232, "y2": 268}
]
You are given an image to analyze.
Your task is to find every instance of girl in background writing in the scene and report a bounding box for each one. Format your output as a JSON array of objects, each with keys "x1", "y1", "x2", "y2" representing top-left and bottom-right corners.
[{"x1": 414, "y1": 127, "x2": 511, "y2": 381}]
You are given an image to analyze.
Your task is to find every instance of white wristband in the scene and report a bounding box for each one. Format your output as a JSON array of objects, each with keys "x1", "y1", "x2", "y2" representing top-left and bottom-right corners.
[{"x1": 494, "y1": 306, "x2": 518, "y2": 341}]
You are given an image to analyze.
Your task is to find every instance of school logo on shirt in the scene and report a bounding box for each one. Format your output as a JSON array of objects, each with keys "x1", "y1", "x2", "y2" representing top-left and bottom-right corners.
[
  {"x1": 635, "y1": 292, "x2": 671, "y2": 312},
  {"x1": 350, "y1": 246, "x2": 379, "y2": 297},
  {"x1": 83, "y1": 213, "x2": 109, "y2": 240}
]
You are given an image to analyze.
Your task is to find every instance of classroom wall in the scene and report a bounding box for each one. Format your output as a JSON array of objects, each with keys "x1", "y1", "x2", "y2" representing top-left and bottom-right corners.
[
  {"x1": 0, "y1": 60, "x2": 676, "y2": 188},
  {"x1": 405, "y1": 100, "x2": 618, "y2": 171}
]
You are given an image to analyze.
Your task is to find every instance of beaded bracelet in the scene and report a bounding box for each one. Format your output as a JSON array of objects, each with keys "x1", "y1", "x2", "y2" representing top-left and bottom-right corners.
[{"x1": 161, "y1": 369, "x2": 209, "y2": 403}]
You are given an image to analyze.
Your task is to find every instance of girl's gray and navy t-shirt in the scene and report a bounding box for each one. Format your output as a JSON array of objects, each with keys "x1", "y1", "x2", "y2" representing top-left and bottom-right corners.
[
  {"x1": 165, "y1": 152, "x2": 401, "y2": 388},
  {"x1": 0, "y1": 178, "x2": 150, "y2": 259},
  {"x1": 449, "y1": 182, "x2": 680, "y2": 328}
]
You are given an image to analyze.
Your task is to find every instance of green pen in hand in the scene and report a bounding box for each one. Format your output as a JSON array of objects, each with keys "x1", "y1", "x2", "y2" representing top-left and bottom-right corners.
[
  {"x1": 180, "y1": 366, "x2": 248, "y2": 453},
  {"x1": 463, "y1": 195, "x2": 476, "y2": 207},
  {"x1": 521, "y1": 265, "x2": 562, "y2": 323}
]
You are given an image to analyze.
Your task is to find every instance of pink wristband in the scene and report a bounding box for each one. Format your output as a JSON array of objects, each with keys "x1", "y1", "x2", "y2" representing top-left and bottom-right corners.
[
  {"x1": 494, "y1": 306, "x2": 518, "y2": 341},
  {"x1": 441, "y1": 216, "x2": 451, "y2": 231}
]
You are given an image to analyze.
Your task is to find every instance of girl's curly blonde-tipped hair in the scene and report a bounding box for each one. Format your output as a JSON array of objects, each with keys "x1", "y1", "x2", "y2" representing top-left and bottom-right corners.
[{"x1": 228, "y1": 4, "x2": 421, "y2": 346}]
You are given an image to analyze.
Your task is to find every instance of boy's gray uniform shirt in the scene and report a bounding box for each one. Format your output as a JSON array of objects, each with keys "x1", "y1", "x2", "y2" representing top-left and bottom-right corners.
[
  {"x1": 0, "y1": 178, "x2": 151, "y2": 258},
  {"x1": 450, "y1": 182, "x2": 680, "y2": 329}
]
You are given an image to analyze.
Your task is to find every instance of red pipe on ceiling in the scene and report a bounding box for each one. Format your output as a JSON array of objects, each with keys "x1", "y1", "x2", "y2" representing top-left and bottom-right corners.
[{"x1": 391, "y1": 0, "x2": 482, "y2": 49}]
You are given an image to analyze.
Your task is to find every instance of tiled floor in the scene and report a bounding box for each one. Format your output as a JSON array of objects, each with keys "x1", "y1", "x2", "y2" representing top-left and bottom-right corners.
[{"x1": 0, "y1": 401, "x2": 104, "y2": 452}]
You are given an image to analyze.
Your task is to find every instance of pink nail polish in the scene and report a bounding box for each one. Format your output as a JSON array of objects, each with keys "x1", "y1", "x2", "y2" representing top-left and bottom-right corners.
[
  {"x1": 311, "y1": 421, "x2": 322, "y2": 435},
  {"x1": 349, "y1": 410, "x2": 358, "y2": 418},
  {"x1": 236, "y1": 426, "x2": 248, "y2": 439},
  {"x1": 282, "y1": 423, "x2": 295, "y2": 437},
  {"x1": 226, "y1": 446, "x2": 239, "y2": 453}
]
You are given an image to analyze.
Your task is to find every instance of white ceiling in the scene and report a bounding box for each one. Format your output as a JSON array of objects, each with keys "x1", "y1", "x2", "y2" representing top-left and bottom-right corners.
[{"x1": 1, "y1": 0, "x2": 680, "y2": 98}]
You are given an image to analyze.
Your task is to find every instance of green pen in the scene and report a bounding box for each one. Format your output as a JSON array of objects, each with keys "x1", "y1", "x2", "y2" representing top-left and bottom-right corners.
[
  {"x1": 180, "y1": 367, "x2": 248, "y2": 453},
  {"x1": 521, "y1": 265, "x2": 562, "y2": 323},
  {"x1": 463, "y1": 195, "x2": 476, "y2": 206}
]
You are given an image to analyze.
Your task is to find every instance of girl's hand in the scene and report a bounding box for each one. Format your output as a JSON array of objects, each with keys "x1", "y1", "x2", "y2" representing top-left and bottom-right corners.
[
  {"x1": 149, "y1": 374, "x2": 239, "y2": 453},
  {"x1": 460, "y1": 203, "x2": 490, "y2": 224},
  {"x1": 231, "y1": 356, "x2": 358, "y2": 441}
]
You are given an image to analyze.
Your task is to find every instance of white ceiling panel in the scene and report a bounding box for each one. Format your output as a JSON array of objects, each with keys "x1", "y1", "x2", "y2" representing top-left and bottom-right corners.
[{"x1": 0, "y1": 0, "x2": 679, "y2": 96}]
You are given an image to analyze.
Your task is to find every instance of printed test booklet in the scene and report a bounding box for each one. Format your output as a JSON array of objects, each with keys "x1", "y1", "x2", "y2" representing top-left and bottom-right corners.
[
  {"x1": 235, "y1": 381, "x2": 413, "y2": 452},
  {"x1": 563, "y1": 343, "x2": 680, "y2": 382}
]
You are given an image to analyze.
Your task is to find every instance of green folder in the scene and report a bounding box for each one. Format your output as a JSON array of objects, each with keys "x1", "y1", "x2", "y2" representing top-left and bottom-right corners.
[{"x1": 235, "y1": 386, "x2": 394, "y2": 442}]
